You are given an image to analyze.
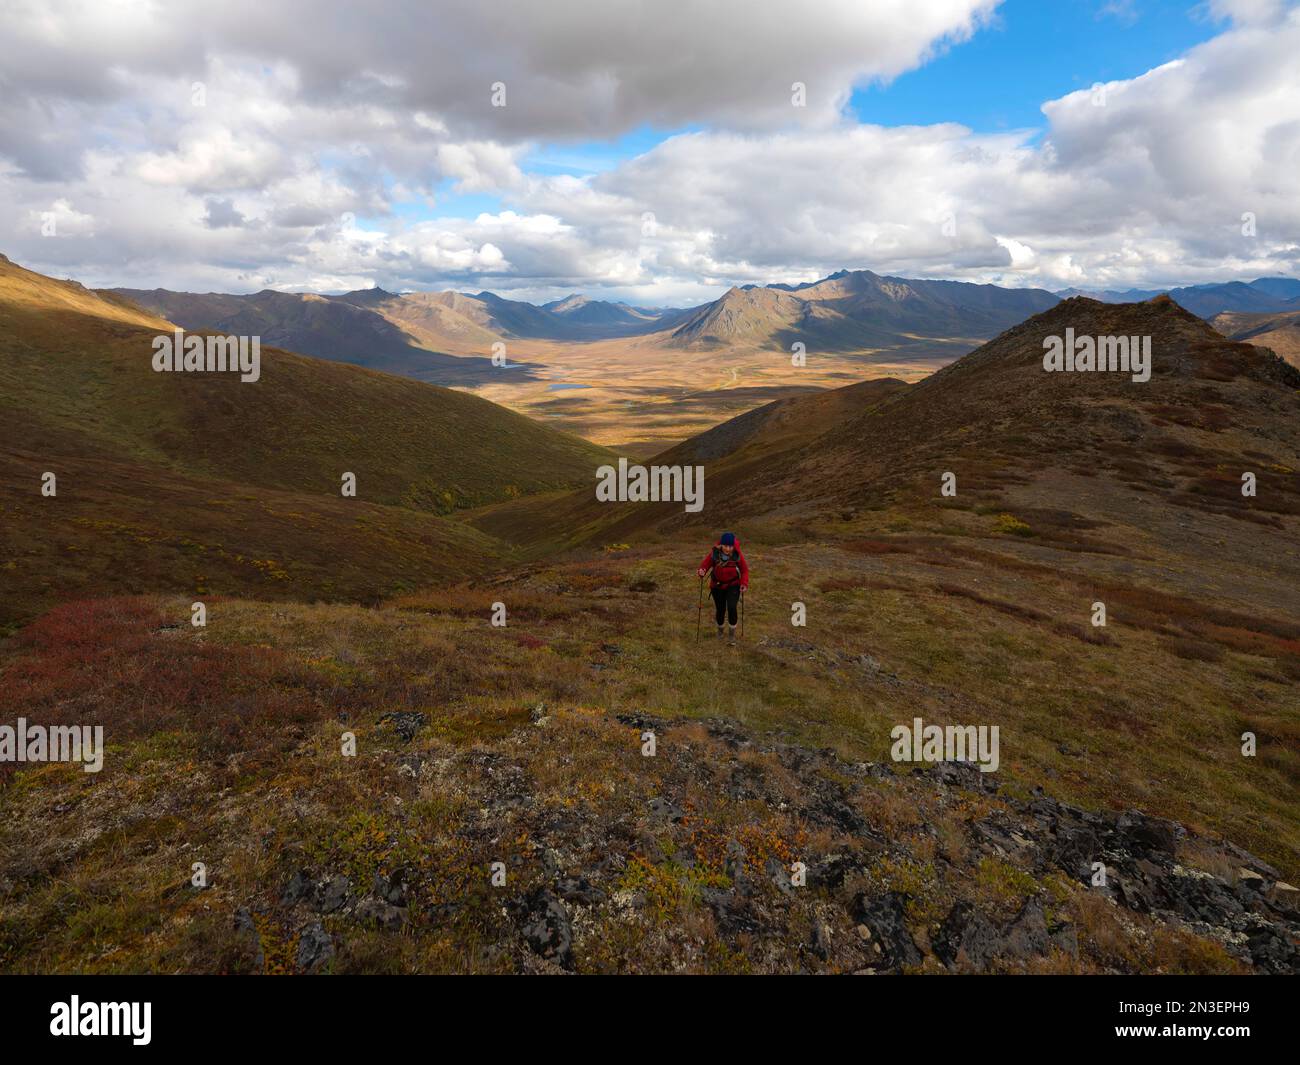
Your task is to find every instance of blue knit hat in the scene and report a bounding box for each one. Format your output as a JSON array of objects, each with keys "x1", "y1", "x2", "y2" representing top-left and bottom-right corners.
[{"x1": 720, "y1": 531, "x2": 736, "y2": 546}]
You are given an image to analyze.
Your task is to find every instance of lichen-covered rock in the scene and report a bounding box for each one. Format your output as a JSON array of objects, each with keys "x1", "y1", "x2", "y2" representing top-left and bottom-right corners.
[{"x1": 295, "y1": 923, "x2": 334, "y2": 973}]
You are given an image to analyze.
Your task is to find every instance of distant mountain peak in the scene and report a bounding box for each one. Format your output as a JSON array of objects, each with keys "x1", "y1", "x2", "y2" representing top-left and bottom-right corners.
[
  {"x1": 665, "y1": 268, "x2": 1058, "y2": 351},
  {"x1": 339, "y1": 286, "x2": 397, "y2": 302},
  {"x1": 544, "y1": 293, "x2": 590, "y2": 313}
]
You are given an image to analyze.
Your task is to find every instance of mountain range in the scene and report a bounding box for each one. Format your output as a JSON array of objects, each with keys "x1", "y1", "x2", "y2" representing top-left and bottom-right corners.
[
  {"x1": 110, "y1": 270, "x2": 1064, "y2": 381},
  {"x1": 665, "y1": 270, "x2": 1060, "y2": 351},
  {"x1": 111, "y1": 283, "x2": 692, "y2": 376},
  {"x1": 1056, "y1": 277, "x2": 1300, "y2": 319},
  {"x1": 110, "y1": 270, "x2": 1300, "y2": 397}
]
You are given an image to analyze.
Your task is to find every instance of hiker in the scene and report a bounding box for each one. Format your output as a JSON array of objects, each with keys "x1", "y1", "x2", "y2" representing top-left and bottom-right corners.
[{"x1": 697, "y1": 531, "x2": 748, "y2": 640}]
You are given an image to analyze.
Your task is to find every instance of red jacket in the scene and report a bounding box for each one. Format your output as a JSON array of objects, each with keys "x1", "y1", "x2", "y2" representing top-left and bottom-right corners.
[{"x1": 698, "y1": 542, "x2": 749, "y2": 591}]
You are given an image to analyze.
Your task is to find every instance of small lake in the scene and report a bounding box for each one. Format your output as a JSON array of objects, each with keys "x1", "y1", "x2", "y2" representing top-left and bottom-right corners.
[{"x1": 546, "y1": 383, "x2": 592, "y2": 391}]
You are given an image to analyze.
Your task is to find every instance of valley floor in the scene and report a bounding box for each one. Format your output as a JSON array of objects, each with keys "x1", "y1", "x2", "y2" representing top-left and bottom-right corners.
[{"x1": 452, "y1": 333, "x2": 961, "y2": 453}]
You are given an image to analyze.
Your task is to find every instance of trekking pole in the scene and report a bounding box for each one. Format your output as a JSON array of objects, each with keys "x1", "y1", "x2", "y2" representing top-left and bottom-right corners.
[{"x1": 696, "y1": 577, "x2": 704, "y2": 642}]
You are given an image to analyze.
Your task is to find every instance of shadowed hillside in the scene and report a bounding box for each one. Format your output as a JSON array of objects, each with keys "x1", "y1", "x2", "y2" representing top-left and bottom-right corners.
[
  {"x1": 465, "y1": 377, "x2": 910, "y2": 550},
  {"x1": 696, "y1": 295, "x2": 1300, "y2": 529},
  {"x1": 112, "y1": 286, "x2": 522, "y2": 385}
]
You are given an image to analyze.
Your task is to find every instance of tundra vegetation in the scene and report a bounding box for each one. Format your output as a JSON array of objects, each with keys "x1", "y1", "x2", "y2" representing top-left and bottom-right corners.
[{"x1": 1, "y1": 260, "x2": 1297, "y2": 974}]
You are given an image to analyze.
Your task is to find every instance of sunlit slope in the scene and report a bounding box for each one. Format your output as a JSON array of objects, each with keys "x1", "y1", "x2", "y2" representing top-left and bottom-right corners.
[
  {"x1": 0, "y1": 255, "x2": 615, "y2": 624},
  {"x1": 1213, "y1": 308, "x2": 1300, "y2": 368},
  {"x1": 2, "y1": 255, "x2": 613, "y2": 511}
]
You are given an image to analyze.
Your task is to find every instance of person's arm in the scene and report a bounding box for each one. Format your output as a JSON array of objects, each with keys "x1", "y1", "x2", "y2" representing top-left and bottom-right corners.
[
  {"x1": 697, "y1": 551, "x2": 713, "y2": 578},
  {"x1": 737, "y1": 549, "x2": 749, "y2": 590}
]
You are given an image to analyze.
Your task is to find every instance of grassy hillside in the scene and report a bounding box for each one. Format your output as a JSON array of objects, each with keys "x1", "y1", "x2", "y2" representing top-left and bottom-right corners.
[
  {"x1": 684, "y1": 296, "x2": 1300, "y2": 528},
  {"x1": 1, "y1": 544, "x2": 1294, "y2": 973},
  {"x1": 0, "y1": 442, "x2": 506, "y2": 628},
  {"x1": 0, "y1": 255, "x2": 614, "y2": 625},
  {"x1": 7, "y1": 257, "x2": 612, "y2": 507}
]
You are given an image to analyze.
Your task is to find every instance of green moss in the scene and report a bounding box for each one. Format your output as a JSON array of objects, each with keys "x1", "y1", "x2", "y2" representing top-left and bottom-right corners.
[
  {"x1": 617, "y1": 857, "x2": 730, "y2": 923},
  {"x1": 975, "y1": 856, "x2": 1038, "y2": 914}
]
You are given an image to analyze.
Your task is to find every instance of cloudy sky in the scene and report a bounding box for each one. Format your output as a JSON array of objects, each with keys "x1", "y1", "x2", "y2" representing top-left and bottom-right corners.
[{"x1": 2, "y1": 0, "x2": 1298, "y2": 304}]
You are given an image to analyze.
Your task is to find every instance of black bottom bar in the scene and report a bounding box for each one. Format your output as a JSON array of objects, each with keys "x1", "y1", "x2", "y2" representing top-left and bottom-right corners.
[{"x1": 0, "y1": 974, "x2": 1288, "y2": 1052}]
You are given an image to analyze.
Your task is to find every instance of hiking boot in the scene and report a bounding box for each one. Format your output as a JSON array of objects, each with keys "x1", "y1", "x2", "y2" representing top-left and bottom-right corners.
[
  {"x1": 716, "y1": 626, "x2": 725, "y2": 638},
  {"x1": 727, "y1": 625, "x2": 737, "y2": 642}
]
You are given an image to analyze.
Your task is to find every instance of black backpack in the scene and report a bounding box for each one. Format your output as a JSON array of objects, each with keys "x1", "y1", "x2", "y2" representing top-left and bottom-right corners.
[{"x1": 711, "y1": 545, "x2": 742, "y2": 586}]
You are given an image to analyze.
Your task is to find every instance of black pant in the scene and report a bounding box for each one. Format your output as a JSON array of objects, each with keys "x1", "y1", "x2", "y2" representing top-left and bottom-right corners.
[{"x1": 711, "y1": 585, "x2": 741, "y2": 626}]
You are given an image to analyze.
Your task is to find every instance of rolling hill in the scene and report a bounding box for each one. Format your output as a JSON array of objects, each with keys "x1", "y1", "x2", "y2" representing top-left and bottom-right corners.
[
  {"x1": 0, "y1": 254, "x2": 614, "y2": 625},
  {"x1": 116, "y1": 270, "x2": 1067, "y2": 380},
  {"x1": 466, "y1": 377, "x2": 911, "y2": 549}
]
